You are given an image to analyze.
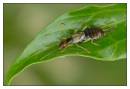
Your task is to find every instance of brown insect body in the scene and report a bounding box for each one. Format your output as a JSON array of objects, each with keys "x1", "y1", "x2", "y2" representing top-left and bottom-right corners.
[
  {"x1": 59, "y1": 27, "x2": 105, "y2": 49},
  {"x1": 84, "y1": 27, "x2": 105, "y2": 40}
]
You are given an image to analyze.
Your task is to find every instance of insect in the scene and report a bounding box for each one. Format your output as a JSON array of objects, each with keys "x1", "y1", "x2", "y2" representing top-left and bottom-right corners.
[{"x1": 59, "y1": 26, "x2": 107, "y2": 51}]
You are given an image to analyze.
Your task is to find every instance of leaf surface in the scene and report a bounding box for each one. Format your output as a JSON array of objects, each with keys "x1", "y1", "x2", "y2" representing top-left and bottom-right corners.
[{"x1": 5, "y1": 4, "x2": 127, "y2": 85}]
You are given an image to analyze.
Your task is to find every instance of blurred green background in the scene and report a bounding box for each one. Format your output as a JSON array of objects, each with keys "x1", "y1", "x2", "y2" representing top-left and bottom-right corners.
[{"x1": 4, "y1": 4, "x2": 127, "y2": 85}]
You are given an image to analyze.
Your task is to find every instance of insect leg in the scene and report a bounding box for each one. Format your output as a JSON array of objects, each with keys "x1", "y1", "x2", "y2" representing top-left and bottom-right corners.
[
  {"x1": 81, "y1": 25, "x2": 89, "y2": 31},
  {"x1": 75, "y1": 44, "x2": 90, "y2": 53},
  {"x1": 100, "y1": 21, "x2": 116, "y2": 32},
  {"x1": 59, "y1": 46, "x2": 68, "y2": 53},
  {"x1": 91, "y1": 40, "x2": 99, "y2": 46}
]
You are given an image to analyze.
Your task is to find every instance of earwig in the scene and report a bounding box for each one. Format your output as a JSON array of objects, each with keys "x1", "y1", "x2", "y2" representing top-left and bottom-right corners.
[{"x1": 59, "y1": 26, "x2": 110, "y2": 49}]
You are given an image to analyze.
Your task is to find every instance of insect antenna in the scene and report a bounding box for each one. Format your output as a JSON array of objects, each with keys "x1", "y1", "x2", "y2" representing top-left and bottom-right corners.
[
  {"x1": 103, "y1": 26, "x2": 114, "y2": 32},
  {"x1": 100, "y1": 21, "x2": 116, "y2": 34}
]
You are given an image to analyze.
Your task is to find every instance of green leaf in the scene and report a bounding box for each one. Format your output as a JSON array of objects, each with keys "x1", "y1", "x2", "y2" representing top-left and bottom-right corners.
[{"x1": 5, "y1": 4, "x2": 127, "y2": 85}]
